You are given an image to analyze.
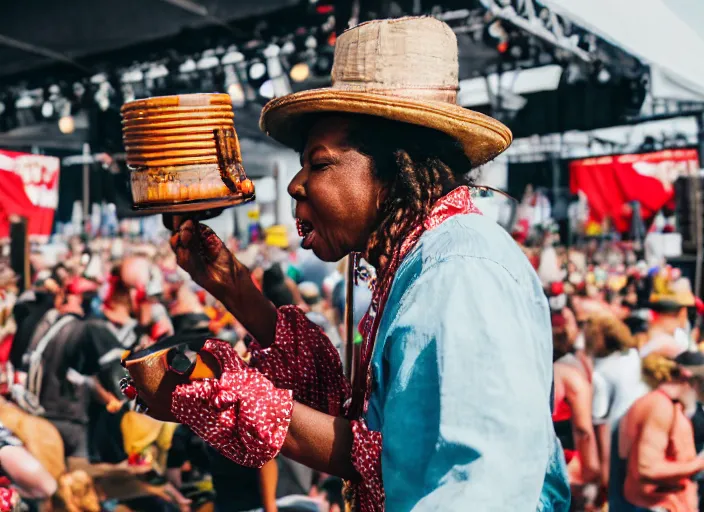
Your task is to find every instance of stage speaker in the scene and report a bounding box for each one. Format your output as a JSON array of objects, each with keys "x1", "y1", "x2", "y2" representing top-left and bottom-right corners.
[
  {"x1": 674, "y1": 175, "x2": 704, "y2": 253},
  {"x1": 9, "y1": 216, "x2": 29, "y2": 293}
]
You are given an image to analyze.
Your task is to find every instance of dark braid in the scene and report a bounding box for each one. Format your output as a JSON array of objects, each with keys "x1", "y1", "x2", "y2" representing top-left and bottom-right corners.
[{"x1": 344, "y1": 114, "x2": 474, "y2": 277}]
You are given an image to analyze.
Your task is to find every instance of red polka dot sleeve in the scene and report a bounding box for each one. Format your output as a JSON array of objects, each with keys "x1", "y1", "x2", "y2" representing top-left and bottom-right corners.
[
  {"x1": 249, "y1": 305, "x2": 352, "y2": 417},
  {"x1": 171, "y1": 340, "x2": 294, "y2": 468},
  {"x1": 350, "y1": 420, "x2": 385, "y2": 511},
  {"x1": 249, "y1": 306, "x2": 384, "y2": 510},
  {"x1": 171, "y1": 307, "x2": 384, "y2": 509},
  {"x1": 0, "y1": 478, "x2": 17, "y2": 511}
]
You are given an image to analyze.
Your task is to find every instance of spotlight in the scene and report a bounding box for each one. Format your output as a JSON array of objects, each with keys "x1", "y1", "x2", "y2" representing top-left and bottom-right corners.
[
  {"x1": 145, "y1": 63, "x2": 169, "y2": 80},
  {"x1": 91, "y1": 73, "x2": 108, "y2": 85},
  {"x1": 0, "y1": 102, "x2": 5, "y2": 116},
  {"x1": 15, "y1": 93, "x2": 34, "y2": 109},
  {"x1": 484, "y1": 20, "x2": 509, "y2": 54},
  {"x1": 121, "y1": 68, "x2": 144, "y2": 83},
  {"x1": 59, "y1": 115, "x2": 75, "y2": 134},
  {"x1": 225, "y1": 64, "x2": 246, "y2": 107},
  {"x1": 122, "y1": 84, "x2": 135, "y2": 103},
  {"x1": 597, "y1": 67, "x2": 611, "y2": 84},
  {"x1": 179, "y1": 59, "x2": 197, "y2": 74},
  {"x1": 280, "y1": 40, "x2": 296, "y2": 56},
  {"x1": 41, "y1": 101, "x2": 54, "y2": 118},
  {"x1": 316, "y1": 4, "x2": 334, "y2": 14},
  {"x1": 197, "y1": 50, "x2": 220, "y2": 70},
  {"x1": 305, "y1": 35, "x2": 318, "y2": 50},
  {"x1": 264, "y1": 44, "x2": 292, "y2": 97},
  {"x1": 221, "y1": 47, "x2": 244, "y2": 66},
  {"x1": 249, "y1": 61, "x2": 267, "y2": 81},
  {"x1": 290, "y1": 62, "x2": 310, "y2": 82},
  {"x1": 258, "y1": 80, "x2": 275, "y2": 99},
  {"x1": 228, "y1": 82, "x2": 245, "y2": 107},
  {"x1": 95, "y1": 82, "x2": 112, "y2": 112}
]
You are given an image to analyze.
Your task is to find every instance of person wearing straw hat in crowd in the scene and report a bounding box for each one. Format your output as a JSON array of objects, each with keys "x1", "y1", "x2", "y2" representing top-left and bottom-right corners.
[
  {"x1": 151, "y1": 16, "x2": 569, "y2": 511},
  {"x1": 641, "y1": 271, "x2": 697, "y2": 359}
]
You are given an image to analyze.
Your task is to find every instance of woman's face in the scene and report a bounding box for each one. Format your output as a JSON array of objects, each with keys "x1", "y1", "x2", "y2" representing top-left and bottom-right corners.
[{"x1": 289, "y1": 116, "x2": 383, "y2": 262}]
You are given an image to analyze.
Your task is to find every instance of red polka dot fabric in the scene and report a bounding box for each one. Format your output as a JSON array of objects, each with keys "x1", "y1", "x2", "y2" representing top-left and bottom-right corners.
[
  {"x1": 171, "y1": 340, "x2": 294, "y2": 468},
  {"x1": 249, "y1": 306, "x2": 352, "y2": 417},
  {"x1": 170, "y1": 187, "x2": 480, "y2": 511},
  {"x1": 250, "y1": 307, "x2": 384, "y2": 510},
  {"x1": 351, "y1": 420, "x2": 384, "y2": 510},
  {"x1": 0, "y1": 486, "x2": 16, "y2": 511}
]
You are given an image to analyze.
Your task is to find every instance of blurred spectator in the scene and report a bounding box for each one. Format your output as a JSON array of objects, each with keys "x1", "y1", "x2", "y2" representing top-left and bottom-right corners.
[
  {"x1": 551, "y1": 310, "x2": 601, "y2": 497},
  {"x1": 641, "y1": 274, "x2": 695, "y2": 358},
  {"x1": 299, "y1": 281, "x2": 343, "y2": 358},
  {"x1": 610, "y1": 352, "x2": 704, "y2": 511},
  {"x1": 0, "y1": 420, "x2": 57, "y2": 500},
  {"x1": 12, "y1": 277, "x2": 116, "y2": 459},
  {"x1": 9, "y1": 272, "x2": 59, "y2": 370},
  {"x1": 319, "y1": 477, "x2": 344, "y2": 512}
]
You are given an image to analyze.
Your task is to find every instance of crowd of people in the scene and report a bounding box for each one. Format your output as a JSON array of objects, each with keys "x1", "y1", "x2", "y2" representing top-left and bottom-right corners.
[
  {"x1": 0, "y1": 203, "x2": 702, "y2": 512},
  {"x1": 0, "y1": 209, "x2": 702, "y2": 512},
  {"x1": 0, "y1": 226, "x2": 352, "y2": 512},
  {"x1": 530, "y1": 228, "x2": 704, "y2": 511}
]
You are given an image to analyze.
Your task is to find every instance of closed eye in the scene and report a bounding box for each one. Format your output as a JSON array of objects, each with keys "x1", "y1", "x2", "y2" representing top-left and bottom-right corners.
[{"x1": 310, "y1": 162, "x2": 331, "y2": 172}]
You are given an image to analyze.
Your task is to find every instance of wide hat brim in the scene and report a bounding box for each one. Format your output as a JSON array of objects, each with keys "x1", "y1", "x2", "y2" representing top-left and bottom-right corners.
[{"x1": 260, "y1": 88, "x2": 512, "y2": 167}]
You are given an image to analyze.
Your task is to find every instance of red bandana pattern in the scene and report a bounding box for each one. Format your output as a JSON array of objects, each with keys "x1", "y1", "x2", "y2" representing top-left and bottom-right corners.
[{"x1": 170, "y1": 187, "x2": 480, "y2": 511}]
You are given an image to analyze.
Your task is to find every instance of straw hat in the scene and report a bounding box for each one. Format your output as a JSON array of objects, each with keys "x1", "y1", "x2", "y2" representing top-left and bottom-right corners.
[
  {"x1": 260, "y1": 16, "x2": 512, "y2": 167},
  {"x1": 650, "y1": 274, "x2": 696, "y2": 310}
]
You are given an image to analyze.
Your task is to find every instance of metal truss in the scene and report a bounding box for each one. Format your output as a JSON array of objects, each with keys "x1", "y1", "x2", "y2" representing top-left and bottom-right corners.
[{"x1": 478, "y1": 0, "x2": 592, "y2": 62}]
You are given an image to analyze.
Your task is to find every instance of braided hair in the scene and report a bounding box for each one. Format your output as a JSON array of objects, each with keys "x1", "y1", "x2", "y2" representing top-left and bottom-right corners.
[{"x1": 342, "y1": 114, "x2": 475, "y2": 278}]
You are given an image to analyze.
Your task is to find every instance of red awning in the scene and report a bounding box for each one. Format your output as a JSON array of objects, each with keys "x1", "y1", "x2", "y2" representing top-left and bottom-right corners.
[
  {"x1": 569, "y1": 149, "x2": 699, "y2": 232},
  {"x1": 0, "y1": 170, "x2": 37, "y2": 217},
  {"x1": 0, "y1": 170, "x2": 37, "y2": 239}
]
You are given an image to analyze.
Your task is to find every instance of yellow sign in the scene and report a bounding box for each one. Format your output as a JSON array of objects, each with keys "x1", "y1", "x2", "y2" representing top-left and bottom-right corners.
[{"x1": 265, "y1": 225, "x2": 289, "y2": 249}]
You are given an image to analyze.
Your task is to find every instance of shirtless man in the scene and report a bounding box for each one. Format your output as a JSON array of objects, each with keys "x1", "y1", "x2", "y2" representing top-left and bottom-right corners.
[{"x1": 613, "y1": 352, "x2": 704, "y2": 511}]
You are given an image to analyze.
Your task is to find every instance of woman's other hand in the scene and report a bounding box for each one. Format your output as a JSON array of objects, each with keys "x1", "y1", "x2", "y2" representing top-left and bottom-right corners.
[{"x1": 166, "y1": 217, "x2": 246, "y2": 301}]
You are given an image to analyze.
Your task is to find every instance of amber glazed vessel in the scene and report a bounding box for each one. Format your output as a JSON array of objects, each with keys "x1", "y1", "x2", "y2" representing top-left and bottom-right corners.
[
  {"x1": 121, "y1": 93, "x2": 255, "y2": 213},
  {"x1": 121, "y1": 331, "x2": 220, "y2": 422}
]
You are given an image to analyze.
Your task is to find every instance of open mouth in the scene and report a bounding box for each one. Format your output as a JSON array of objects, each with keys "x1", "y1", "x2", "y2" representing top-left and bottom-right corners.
[{"x1": 296, "y1": 219, "x2": 316, "y2": 250}]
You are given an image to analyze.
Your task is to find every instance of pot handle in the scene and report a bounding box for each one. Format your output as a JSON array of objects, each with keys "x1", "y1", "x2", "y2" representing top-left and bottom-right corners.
[{"x1": 214, "y1": 127, "x2": 252, "y2": 194}]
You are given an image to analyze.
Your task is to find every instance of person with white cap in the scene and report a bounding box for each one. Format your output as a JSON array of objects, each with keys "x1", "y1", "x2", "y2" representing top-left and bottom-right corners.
[{"x1": 155, "y1": 16, "x2": 568, "y2": 511}]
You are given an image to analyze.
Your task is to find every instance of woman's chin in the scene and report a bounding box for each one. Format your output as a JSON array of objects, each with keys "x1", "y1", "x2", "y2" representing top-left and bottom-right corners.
[
  {"x1": 310, "y1": 245, "x2": 339, "y2": 262},
  {"x1": 308, "y1": 241, "x2": 344, "y2": 262}
]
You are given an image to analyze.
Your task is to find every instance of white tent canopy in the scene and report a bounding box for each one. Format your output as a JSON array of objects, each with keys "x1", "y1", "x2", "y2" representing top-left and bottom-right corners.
[{"x1": 542, "y1": 0, "x2": 704, "y2": 101}]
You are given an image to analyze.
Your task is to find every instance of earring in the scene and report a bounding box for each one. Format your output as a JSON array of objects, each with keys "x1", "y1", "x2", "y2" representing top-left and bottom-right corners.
[{"x1": 120, "y1": 377, "x2": 138, "y2": 401}]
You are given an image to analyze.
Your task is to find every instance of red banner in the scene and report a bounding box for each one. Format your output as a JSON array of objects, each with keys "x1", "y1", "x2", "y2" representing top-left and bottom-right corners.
[
  {"x1": 569, "y1": 149, "x2": 700, "y2": 233},
  {"x1": 0, "y1": 150, "x2": 60, "y2": 241}
]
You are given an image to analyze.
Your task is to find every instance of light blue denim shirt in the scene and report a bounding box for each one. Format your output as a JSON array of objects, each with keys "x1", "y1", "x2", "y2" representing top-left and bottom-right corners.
[{"x1": 365, "y1": 213, "x2": 570, "y2": 511}]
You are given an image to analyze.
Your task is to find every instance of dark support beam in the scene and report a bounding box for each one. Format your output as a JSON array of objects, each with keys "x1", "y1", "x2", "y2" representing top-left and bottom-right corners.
[
  {"x1": 156, "y1": 0, "x2": 236, "y2": 34},
  {"x1": 694, "y1": 112, "x2": 704, "y2": 298},
  {"x1": 0, "y1": 34, "x2": 89, "y2": 72}
]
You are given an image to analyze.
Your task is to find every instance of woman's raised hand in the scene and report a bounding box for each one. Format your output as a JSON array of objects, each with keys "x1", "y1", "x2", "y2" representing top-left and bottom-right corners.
[
  {"x1": 164, "y1": 215, "x2": 246, "y2": 301},
  {"x1": 163, "y1": 214, "x2": 278, "y2": 347}
]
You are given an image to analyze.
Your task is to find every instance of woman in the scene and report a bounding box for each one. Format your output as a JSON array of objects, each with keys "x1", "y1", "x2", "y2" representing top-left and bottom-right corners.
[
  {"x1": 551, "y1": 310, "x2": 600, "y2": 507},
  {"x1": 584, "y1": 315, "x2": 649, "y2": 484},
  {"x1": 147, "y1": 17, "x2": 569, "y2": 510}
]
